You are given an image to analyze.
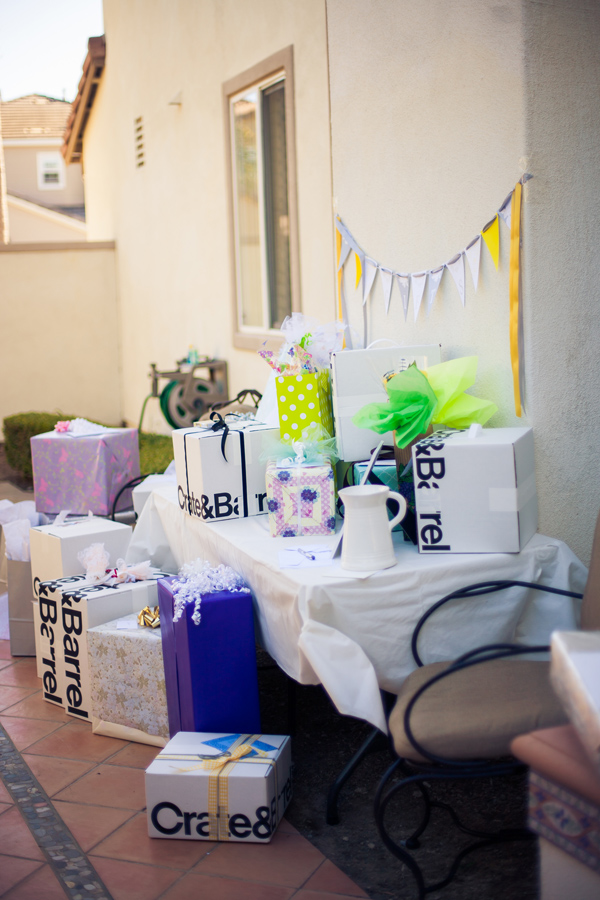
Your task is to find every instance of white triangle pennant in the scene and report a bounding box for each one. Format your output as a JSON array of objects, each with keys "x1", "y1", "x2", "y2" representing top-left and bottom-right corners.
[
  {"x1": 338, "y1": 237, "x2": 352, "y2": 271},
  {"x1": 426, "y1": 267, "x2": 444, "y2": 316},
  {"x1": 411, "y1": 272, "x2": 427, "y2": 321},
  {"x1": 465, "y1": 236, "x2": 481, "y2": 294},
  {"x1": 395, "y1": 273, "x2": 410, "y2": 321},
  {"x1": 379, "y1": 267, "x2": 394, "y2": 314},
  {"x1": 446, "y1": 253, "x2": 466, "y2": 306},
  {"x1": 363, "y1": 258, "x2": 378, "y2": 305},
  {"x1": 498, "y1": 191, "x2": 513, "y2": 231}
]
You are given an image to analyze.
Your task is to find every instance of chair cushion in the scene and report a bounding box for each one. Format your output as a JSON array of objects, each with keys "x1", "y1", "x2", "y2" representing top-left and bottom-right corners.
[{"x1": 389, "y1": 659, "x2": 569, "y2": 763}]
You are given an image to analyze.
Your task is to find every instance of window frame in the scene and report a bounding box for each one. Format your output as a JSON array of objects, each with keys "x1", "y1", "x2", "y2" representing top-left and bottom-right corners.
[
  {"x1": 36, "y1": 151, "x2": 66, "y2": 191},
  {"x1": 223, "y1": 46, "x2": 300, "y2": 351}
]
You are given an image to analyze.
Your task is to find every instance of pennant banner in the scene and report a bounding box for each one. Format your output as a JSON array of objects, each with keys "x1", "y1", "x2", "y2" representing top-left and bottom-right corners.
[
  {"x1": 380, "y1": 267, "x2": 394, "y2": 313},
  {"x1": 411, "y1": 272, "x2": 427, "y2": 322},
  {"x1": 334, "y1": 175, "x2": 531, "y2": 415},
  {"x1": 465, "y1": 236, "x2": 481, "y2": 294},
  {"x1": 446, "y1": 253, "x2": 465, "y2": 306},
  {"x1": 363, "y1": 258, "x2": 378, "y2": 305},
  {"x1": 395, "y1": 273, "x2": 410, "y2": 321},
  {"x1": 481, "y1": 215, "x2": 500, "y2": 271},
  {"x1": 426, "y1": 266, "x2": 444, "y2": 316}
]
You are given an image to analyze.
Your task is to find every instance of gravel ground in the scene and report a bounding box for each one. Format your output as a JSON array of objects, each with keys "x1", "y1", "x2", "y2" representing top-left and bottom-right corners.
[{"x1": 0, "y1": 444, "x2": 538, "y2": 900}]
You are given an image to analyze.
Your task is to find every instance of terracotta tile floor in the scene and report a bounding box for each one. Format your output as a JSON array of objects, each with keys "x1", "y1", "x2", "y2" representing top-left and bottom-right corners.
[{"x1": 0, "y1": 641, "x2": 369, "y2": 900}]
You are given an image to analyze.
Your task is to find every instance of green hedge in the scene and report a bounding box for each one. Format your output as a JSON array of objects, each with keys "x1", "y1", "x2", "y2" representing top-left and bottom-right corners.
[{"x1": 2, "y1": 413, "x2": 174, "y2": 481}]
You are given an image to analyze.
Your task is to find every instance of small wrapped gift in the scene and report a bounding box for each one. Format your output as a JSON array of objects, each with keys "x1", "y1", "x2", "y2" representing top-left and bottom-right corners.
[
  {"x1": 158, "y1": 561, "x2": 261, "y2": 738},
  {"x1": 259, "y1": 314, "x2": 342, "y2": 443},
  {"x1": 31, "y1": 424, "x2": 140, "y2": 516},
  {"x1": 88, "y1": 613, "x2": 169, "y2": 747},
  {"x1": 264, "y1": 428, "x2": 337, "y2": 537}
]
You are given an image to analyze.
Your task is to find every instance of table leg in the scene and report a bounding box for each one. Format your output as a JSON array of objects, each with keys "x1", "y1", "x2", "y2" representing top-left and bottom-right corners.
[{"x1": 326, "y1": 726, "x2": 388, "y2": 825}]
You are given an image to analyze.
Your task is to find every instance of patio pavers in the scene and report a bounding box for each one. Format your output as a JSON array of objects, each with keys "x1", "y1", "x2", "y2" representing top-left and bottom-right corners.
[{"x1": 0, "y1": 641, "x2": 371, "y2": 900}]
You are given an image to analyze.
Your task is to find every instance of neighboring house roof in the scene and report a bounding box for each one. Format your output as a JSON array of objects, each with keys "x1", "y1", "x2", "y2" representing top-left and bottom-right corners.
[
  {"x1": 0, "y1": 95, "x2": 73, "y2": 141},
  {"x1": 63, "y1": 36, "x2": 106, "y2": 164}
]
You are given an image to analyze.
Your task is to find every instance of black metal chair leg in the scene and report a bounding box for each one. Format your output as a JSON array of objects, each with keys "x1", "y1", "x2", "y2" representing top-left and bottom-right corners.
[
  {"x1": 326, "y1": 726, "x2": 386, "y2": 825},
  {"x1": 286, "y1": 676, "x2": 297, "y2": 736}
]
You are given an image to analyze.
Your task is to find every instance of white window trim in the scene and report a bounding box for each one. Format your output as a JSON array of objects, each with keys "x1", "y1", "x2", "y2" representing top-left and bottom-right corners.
[
  {"x1": 223, "y1": 46, "x2": 300, "y2": 352},
  {"x1": 36, "y1": 151, "x2": 66, "y2": 191}
]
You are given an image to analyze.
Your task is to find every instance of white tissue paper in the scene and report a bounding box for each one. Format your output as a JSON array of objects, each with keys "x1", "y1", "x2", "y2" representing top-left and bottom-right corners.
[{"x1": 3, "y1": 518, "x2": 32, "y2": 561}]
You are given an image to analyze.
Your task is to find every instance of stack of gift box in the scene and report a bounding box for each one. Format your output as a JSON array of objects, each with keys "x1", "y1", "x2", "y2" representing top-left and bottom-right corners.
[
  {"x1": 5, "y1": 316, "x2": 543, "y2": 845},
  {"x1": 24, "y1": 512, "x2": 292, "y2": 843},
  {"x1": 171, "y1": 316, "x2": 538, "y2": 556}
]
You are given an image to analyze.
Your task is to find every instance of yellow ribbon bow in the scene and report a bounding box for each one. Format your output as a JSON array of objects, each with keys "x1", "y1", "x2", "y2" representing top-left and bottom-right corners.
[{"x1": 137, "y1": 606, "x2": 160, "y2": 628}]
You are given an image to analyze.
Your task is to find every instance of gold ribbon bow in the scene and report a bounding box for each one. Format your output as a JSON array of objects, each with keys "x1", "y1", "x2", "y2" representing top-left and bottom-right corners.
[{"x1": 137, "y1": 606, "x2": 160, "y2": 628}]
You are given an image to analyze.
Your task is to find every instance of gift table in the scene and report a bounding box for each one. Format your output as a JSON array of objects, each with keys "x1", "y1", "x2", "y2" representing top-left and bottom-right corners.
[
  {"x1": 31, "y1": 428, "x2": 140, "y2": 516},
  {"x1": 127, "y1": 483, "x2": 587, "y2": 733}
]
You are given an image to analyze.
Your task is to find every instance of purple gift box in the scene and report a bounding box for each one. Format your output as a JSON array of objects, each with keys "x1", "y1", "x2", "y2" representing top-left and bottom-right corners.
[
  {"x1": 158, "y1": 577, "x2": 261, "y2": 738},
  {"x1": 31, "y1": 429, "x2": 140, "y2": 516}
]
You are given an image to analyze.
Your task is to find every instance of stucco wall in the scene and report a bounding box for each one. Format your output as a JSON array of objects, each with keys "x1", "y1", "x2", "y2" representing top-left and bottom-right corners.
[
  {"x1": 7, "y1": 197, "x2": 86, "y2": 243},
  {"x1": 84, "y1": 0, "x2": 334, "y2": 435},
  {"x1": 0, "y1": 244, "x2": 122, "y2": 427},
  {"x1": 326, "y1": 0, "x2": 600, "y2": 563}
]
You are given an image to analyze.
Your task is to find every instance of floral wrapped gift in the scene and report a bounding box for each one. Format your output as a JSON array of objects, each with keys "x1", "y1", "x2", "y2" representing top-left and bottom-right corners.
[
  {"x1": 264, "y1": 431, "x2": 337, "y2": 537},
  {"x1": 88, "y1": 613, "x2": 169, "y2": 748}
]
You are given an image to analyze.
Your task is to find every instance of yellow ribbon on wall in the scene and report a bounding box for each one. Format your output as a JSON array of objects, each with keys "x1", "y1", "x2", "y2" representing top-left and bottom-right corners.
[
  {"x1": 509, "y1": 181, "x2": 523, "y2": 417},
  {"x1": 336, "y1": 226, "x2": 343, "y2": 322}
]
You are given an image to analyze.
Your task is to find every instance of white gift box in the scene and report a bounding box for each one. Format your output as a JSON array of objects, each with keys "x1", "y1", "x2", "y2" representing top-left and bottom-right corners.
[
  {"x1": 88, "y1": 613, "x2": 169, "y2": 747},
  {"x1": 172, "y1": 422, "x2": 279, "y2": 522},
  {"x1": 330, "y1": 344, "x2": 441, "y2": 462},
  {"x1": 146, "y1": 731, "x2": 292, "y2": 842},
  {"x1": 412, "y1": 426, "x2": 537, "y2": 554},
  {"x1": 30, "y1": 517, "x2": 132, "y2": 677},
  {"x1": 550, "y1": 631, "x2": 600, "y2": 775},
  {"x1": 36, "y1": 572, "x2": 168, "y2": 719}
]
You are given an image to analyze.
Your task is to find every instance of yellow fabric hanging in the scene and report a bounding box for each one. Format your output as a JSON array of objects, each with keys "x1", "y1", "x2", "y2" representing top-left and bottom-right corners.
[
  {"x1": 354, "y1": 250, "x2": 362, "y2": 289},
  {"x1": 509, "y1": 181, "x2": 523, "y2": 417},
  {"x1": 481, "y1": 215, "x2": 500, "y2": 270}
]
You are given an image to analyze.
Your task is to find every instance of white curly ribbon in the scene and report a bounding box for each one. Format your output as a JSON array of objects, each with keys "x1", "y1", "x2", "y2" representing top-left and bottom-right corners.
[{"x1": 172, "y1": 559, "x2": 250, "y2": 626}]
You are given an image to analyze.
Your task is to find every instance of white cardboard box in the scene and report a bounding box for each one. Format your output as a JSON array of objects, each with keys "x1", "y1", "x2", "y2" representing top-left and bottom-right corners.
[
  {"x1": 412, "y1": 427, "x2": 537, "y2": 554},
  {"x1": 30, "y1": 517, "x2": 132, "y2": 677},
  {"x1": 330, "y1": 344, "x2": 441, "y2": 462},
  {"x1": 35, "y1": 573, "x2": 168, "y2": 718},
  {"x1": 146, "y1": 731, "x2": 292, "y2": 842},
  {"x1": 172, "y1": 422, "x2": 279, "y2": 522}
]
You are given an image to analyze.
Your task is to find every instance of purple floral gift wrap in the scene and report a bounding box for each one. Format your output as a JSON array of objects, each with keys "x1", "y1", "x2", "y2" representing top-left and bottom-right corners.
[
  {"x1": 31, "y1": 429, "x2": 140, "y2": 515},
  {"x1": 265, "y1": 460, "x2": 336, "y2": 537}
]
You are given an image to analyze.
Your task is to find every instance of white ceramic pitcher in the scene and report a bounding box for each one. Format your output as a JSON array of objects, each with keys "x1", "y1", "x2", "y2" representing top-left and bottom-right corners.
[{"x1": 338, "y1": 484, "x2": 407, "y2": 572}]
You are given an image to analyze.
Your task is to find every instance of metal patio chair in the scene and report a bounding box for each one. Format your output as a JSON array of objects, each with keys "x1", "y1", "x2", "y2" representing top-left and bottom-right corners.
[{"x1": 373, "y1": 514, "x2": 600, "y2": 898}]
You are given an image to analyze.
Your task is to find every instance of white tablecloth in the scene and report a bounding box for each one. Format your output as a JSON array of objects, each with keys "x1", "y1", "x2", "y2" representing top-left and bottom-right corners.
[{"x1": 127, "y1": 484, "x2": 588, "y2": 731}]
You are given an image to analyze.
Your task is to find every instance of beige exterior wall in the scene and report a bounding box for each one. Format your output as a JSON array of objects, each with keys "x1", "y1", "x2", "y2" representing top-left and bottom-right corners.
[
  {"x1": 84, "y1": 0, "x2": 334, "y2": 435},
  {"x1": 0, "y1": 243, "x2": 122, "y2": 427},
  {"x1": 326, "y1": 0, "x2": 600, "y2": 563},
  {"x1": 3, "y1": 144, "x2": 84, "y2": 207},
  {"x1": 7, "y1": 196, "x2": 86, "y2": 242}
]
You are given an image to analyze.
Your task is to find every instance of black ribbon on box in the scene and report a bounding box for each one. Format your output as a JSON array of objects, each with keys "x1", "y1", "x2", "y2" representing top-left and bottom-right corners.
[{"x1": 182, "y1": 423, "x2": 249, "y2": 520}]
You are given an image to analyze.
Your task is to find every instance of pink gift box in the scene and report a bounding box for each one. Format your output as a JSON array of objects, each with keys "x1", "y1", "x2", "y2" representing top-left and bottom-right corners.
[
  {"x1": 31, "y1": 429, "x2": 140, "y2": 516},
  {"x1": 265, "y1": 461, "x2": 336, "y2": 537}
]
